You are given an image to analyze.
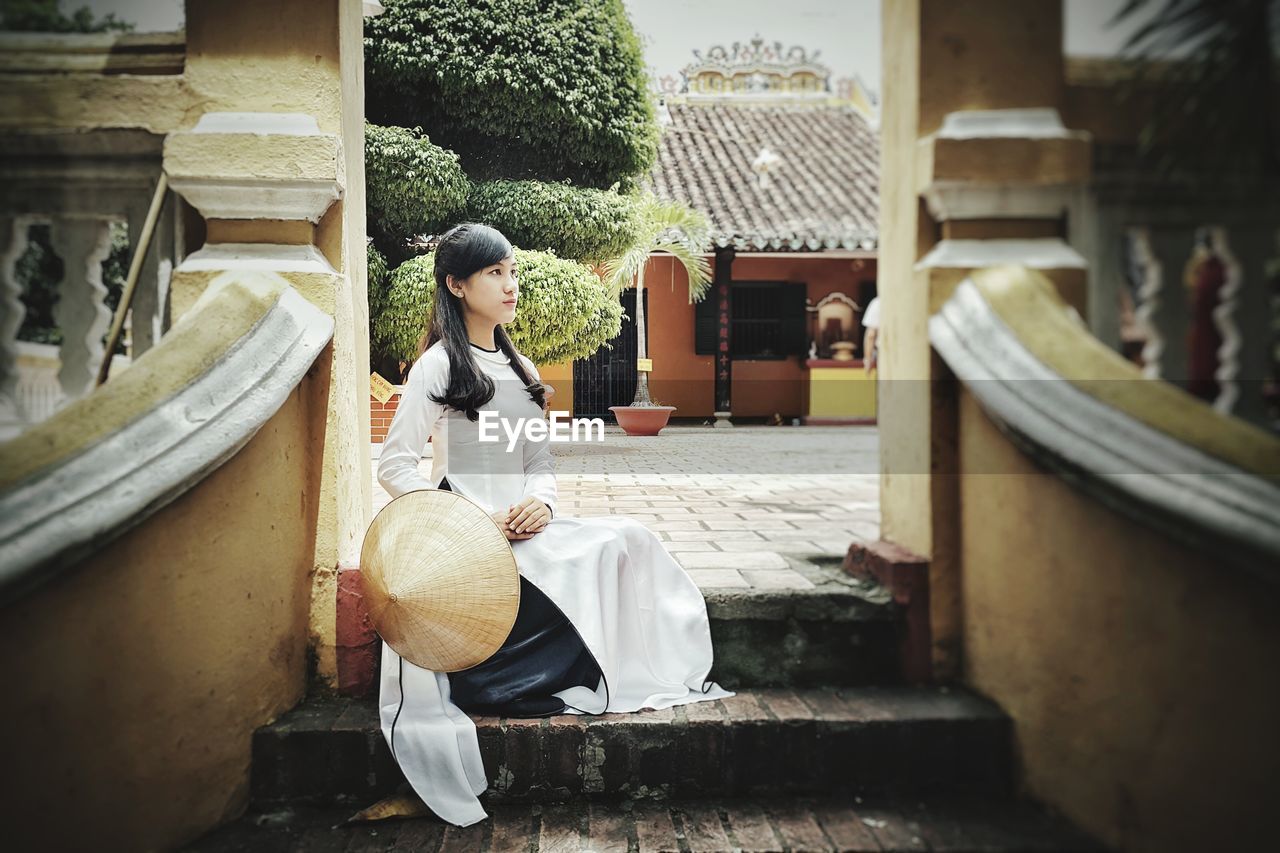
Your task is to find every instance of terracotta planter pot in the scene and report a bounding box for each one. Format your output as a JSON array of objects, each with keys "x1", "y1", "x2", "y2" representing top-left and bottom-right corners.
[{"x1": 609, "y1": 405, "x2": 676, "y2": 436}]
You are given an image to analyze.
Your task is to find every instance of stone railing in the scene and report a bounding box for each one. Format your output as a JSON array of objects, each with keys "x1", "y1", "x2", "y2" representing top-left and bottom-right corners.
[
  {"x1": 10, "y1": 339, "x2": 131, "y2": 426},
  {"x1": 0, "y1": 139, "x2": 177, "y2": 440},
  {"x1": 0, "y1": 27, "x2": 185, "y2": 441},
  {"x1": 0, "y1": 271, "x2": 333, "y2": 604},
  {"x1": 930, "y1": 264, "x2": 1280, "y2": 580},
  {"x1": 1080, "y1": 145, "x2": 1278, "y2": 430},
  {"x1": 0, "y1": 30, "x2": 184, "y2": 75}
]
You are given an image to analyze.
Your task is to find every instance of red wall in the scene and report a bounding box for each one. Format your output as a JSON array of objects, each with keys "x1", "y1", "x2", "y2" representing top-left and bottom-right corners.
[{"x1": 646, "y1": 253, "x2": 877, "y2": 420}]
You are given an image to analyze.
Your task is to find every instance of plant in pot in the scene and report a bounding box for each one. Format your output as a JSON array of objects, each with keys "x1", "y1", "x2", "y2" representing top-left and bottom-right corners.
[{"x1": 601, "y1": 192, "x2": 713, "y2": 435}]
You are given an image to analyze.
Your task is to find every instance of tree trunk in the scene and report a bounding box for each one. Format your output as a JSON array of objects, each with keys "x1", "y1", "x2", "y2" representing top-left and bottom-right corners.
[{"x1": 632, "y1": 266, "x2": 652, "y2": 405}]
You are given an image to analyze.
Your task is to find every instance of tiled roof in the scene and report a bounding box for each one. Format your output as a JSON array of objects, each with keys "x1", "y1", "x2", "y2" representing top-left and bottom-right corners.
[{"x1": 646, "y1": 102, "x2": 879, "y2": 252}]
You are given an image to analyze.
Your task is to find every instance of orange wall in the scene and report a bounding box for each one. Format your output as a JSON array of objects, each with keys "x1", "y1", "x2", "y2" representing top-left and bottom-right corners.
[{"x1": 645, "y1": 254, "x2": 877, "y2": 419}]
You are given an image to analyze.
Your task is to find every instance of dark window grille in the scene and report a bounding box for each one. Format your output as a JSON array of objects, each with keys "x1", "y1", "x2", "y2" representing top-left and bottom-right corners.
[
  {"x1": 732, "y1": 282, "x2": 783, "y2": 357},
  {"x1": 572, "y1": 288, "x2": 647, "y2": 420},
  {"x1": 695, "y1": 281, "x2": 807, "y2": 358}
]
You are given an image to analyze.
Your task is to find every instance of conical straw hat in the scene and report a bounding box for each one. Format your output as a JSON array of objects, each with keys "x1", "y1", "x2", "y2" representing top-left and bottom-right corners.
[{"x1": 361, "y1": 488, "x2": 520, "y2": 672}]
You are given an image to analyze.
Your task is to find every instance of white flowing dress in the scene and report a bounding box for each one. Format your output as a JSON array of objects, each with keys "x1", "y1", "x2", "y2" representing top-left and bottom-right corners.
[{"x1": 375, "y1": 341, "x2": 734, "y2": 826}]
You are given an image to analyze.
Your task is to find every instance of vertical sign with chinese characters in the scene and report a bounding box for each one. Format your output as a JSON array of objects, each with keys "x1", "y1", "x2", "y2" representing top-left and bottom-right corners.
[{"x1": 713, "y1": 247, "x2": 735, "y2": 414}]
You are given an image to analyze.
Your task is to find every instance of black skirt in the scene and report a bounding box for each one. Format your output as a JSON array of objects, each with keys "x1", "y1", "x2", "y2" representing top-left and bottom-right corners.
[{"x1": 438, "y1": 477, "x2": 604, "y2": 718}]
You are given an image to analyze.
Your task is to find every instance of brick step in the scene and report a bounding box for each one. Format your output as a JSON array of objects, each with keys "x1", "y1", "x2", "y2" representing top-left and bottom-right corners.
[
  {"x1": 251, "y1": 686, "x2": 1014, "y2": 808},
  {"x1": 185, "y1": 794, "x2": 1109, "y2": 852},
  {"x1": 700, "y1": 558, "x2": 903, "y2": 688}
]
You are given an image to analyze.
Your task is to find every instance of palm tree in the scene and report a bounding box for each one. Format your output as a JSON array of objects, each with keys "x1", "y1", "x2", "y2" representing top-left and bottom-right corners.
[
  {"x1": 602, "y1": 193, "x2": 713, "y2": 406},
  {"x1": 1111, "y1": 0, "x2": 1278, "y2": 188}
]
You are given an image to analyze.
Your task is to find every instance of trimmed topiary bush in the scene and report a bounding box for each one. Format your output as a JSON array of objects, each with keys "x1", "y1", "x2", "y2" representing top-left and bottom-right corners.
[
  {"x1": 365, "y1": 122, "x2": 470, "y2": 240},
  {"x1": 365, "y1": 0, "x2": 659, "y2": 189},
  {"x1": 466, "y1": 180, "x2": 645, "y2": 265},
  {"x1": 367, "y1": 239, "x2": 390, "y2": 321},
  {"x1": 374, "y1": 247, "x2": 623, "y2": 370}
]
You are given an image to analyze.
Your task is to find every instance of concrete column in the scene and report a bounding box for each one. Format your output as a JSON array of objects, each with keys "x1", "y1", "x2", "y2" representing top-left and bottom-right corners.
[
  {"x1": 878, "y1": 0, "x2": 1079, "y2": 680},
  {"x1": 170, "y1": 0, "x2": 371, "y2": 688}
]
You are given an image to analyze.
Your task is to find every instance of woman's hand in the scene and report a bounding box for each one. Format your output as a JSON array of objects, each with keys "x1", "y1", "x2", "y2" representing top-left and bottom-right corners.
[
  {"x1": 506, "y1": 496, "x2": 551, "y2": 536},
  {"x1": 491, "y1": 510, "x2": 536, "y2": 540}
]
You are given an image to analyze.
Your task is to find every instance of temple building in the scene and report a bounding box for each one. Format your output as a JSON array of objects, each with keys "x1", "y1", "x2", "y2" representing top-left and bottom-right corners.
[{"x1": 551, "y1": 37, "x2": 883, "y2": 425}]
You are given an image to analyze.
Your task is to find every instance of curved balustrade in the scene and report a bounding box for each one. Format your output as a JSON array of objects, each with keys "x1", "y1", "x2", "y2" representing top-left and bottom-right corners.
[
  {"x1": 929, "y1": 265, "x2": 1280, "y2": 580},
  {"x1": 0, "y1": 271, "x2": 334, "y2": 605}
]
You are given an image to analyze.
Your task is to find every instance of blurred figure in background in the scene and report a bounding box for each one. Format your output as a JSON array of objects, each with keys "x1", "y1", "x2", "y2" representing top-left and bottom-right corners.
[{"x1": 861, "y1": 294, "x2": 881, "y2": 376}]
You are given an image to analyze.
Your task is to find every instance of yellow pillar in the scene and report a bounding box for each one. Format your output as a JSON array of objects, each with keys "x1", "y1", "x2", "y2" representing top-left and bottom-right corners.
[
  {"x1": 878, "y1": 0, "x2": 1083, "y2": 678},
  {"x1": 167, "y1": 0, "x2": 371, "y2": 685}
]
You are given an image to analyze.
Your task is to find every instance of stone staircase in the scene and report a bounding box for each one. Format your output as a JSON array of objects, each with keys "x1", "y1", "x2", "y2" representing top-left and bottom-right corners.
[{"x1": 185, "y1": 560, "x2": 1109, "y2": 851}]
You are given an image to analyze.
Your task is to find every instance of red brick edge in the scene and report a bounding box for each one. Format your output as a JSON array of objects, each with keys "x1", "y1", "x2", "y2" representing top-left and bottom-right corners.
[
  {"x1": 842, "y1": 539, "x2": 932, "y2": 684},
  {"x1": 336, "y1": 567, "x2": 379, "y2": 696},
  {"x1": 371, "y1": 388, "x2": 403, "y2": 444}
]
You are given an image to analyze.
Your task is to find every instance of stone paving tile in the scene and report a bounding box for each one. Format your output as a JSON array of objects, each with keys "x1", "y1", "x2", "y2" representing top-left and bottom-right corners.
[
  {"x1": 684, "y1": 569, "x2": 750, "y2": 589},
  {"x1": 659, "y1": 540, "x2": 719, "y2": 552},
  {"x1": 702, "y1": 519, "x2": 801, "y2": 531},
  {"x1": 678, "y1": 551, "x2": 789, "y2": 571},
  {"x1": 735, "y1": 510, "x2": 829, "y2": 520},
  {"x1": 714, "y1": 540, "x2": 826, "y2": 555},
  {"x1": 648, "y1": 520, "x2": 707, "y2": 531},
  {"x1": 683, "y1": 511, "x2": 754, "y2": 521},
  {"x1": 741, "y1": 569, "x2": 817, "y2": 590},
  {"x1": 665, "y1": 530, "x2": 768, "y2": 541},
  {"x1": 749, "y1": 527, "x2": 866, "y2": 541}
]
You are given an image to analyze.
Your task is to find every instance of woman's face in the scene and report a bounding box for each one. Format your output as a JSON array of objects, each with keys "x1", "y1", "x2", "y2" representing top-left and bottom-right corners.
[{"x1": 448, "y1": 252, "x2": 519, "y2": 324}]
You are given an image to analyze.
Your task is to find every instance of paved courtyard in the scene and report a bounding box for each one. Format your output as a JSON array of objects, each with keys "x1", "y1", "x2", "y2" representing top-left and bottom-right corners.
[{"x1": 371, "y1": 425, "x2": 881, "y2": 593}]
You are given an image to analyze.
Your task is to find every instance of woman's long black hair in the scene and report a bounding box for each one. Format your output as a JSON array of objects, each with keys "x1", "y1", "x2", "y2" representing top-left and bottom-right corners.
[{"x1": 416, "y1": 222, "x2": 547, "y2": 421}]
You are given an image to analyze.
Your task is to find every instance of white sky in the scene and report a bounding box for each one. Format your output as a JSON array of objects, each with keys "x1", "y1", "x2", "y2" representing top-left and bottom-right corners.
[
  {"x1": 622, "y1": 0, "x2": 1146, "y2": 104},
  {"x1": 73, "y1": 0, "x2": 183, "y2": 30},
  {"x1": 1063, "y1": 0, "x2": 1154, "y2": 56},
  {"x1": 68, "y1": 0, "x2": 1152, "y2": 103}
]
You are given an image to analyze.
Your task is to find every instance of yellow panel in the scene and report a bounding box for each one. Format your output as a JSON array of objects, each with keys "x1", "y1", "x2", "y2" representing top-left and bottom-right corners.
[{"x1": 809, "y1": 367, "x2": 878, "y2": 418}]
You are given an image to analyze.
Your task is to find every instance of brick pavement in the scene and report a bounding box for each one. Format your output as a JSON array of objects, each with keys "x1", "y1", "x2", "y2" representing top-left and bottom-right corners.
[{"x1": 370, "y1": 426, "x2": 881, "y2": 593}]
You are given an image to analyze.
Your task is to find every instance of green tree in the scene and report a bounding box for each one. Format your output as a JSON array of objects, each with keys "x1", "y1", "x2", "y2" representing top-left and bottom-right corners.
[
  {"x1": 375, "y1": 248, "x2": 623, "y2": 374},
  {"x1": 602, "y1": 193, "x2": 713, "y2": 406},
  {"x1": 466, "y1": 179, "x2": 644, "y2": 266},
  {"x1": 365, "y1": 0, "x2": 658, "y2": 189},
  {"x1": 364, "y1": 123, "x2": 471, "y2": 256},
  {"x1": 0, "y1": 0, "x2": 132, "y2": 32},
  {"x1": 363, "y1": 0, "x2": 663, "y2": 373},
  {"x1": 1112, "y1": 0, "x2": 1278, "y2": 186}
]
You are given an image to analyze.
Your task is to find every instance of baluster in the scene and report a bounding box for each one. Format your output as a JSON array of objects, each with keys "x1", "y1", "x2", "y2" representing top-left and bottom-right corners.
[
  {"x1": 0, "y1": 217, "x2": 31, "y2": 440},
  {"x1": 1129, "y1": 226, "x2": 1192, "y2": 383},
  {"x1": 1209, "y1": 224, "x2": 1275, "y2": 426},
  {"x1": 1128, "y1": 228, "x2": 1163, "y2": 379},
  {"x1": 49, "y1": 217, "x2": 113, "y2": 404}
]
